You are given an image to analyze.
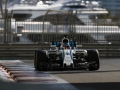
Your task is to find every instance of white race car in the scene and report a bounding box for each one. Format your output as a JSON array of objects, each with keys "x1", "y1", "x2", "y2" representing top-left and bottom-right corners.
[{"x1": 34, "y1": 35, "x2": 100, "y2": 71}]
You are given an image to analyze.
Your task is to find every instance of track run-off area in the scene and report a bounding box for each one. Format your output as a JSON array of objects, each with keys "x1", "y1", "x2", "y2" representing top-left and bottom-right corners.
[{"x1": 0, "y1": 59, "x2": 120, "y2": 90}]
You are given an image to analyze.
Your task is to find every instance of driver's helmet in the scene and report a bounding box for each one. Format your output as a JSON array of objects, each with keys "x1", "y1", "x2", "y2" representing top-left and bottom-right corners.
[{"x1": 63, "y1": 43, "x2": 70, "y2": 49}]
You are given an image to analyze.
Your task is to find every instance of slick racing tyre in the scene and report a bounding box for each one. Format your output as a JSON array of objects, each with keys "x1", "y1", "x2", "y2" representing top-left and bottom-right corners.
[
  {"x1": 87, "y1": 50, "x2": 100, "y2": 71},
  {"x1": 34, "y1": 50, "x2": 48, "y2": 71}
]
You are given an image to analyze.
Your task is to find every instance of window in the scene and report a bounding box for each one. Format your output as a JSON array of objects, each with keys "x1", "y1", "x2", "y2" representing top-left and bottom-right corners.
[{"x1": 65, "y1": 5, "x2": 86, "y2": 8}]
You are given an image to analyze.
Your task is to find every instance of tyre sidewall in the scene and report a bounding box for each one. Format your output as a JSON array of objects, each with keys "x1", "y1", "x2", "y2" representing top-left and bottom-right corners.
[{"x1": 87, "y1": 49, "x2": 100, "y2": 70}]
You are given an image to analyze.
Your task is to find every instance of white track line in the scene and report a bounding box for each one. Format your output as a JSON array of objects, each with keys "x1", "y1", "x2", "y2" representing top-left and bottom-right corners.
[{"x1": 0, "y1": 60, "x2": 79, "y2": 90}]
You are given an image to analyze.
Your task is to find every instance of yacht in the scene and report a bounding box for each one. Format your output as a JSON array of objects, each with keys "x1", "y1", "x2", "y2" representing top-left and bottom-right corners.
[
  {"x1": 1, "y1": 0, "x2": 118, "y2": 44},
  {"x1": 5, "y1": 0, "x2": 107, "y2": 21}
]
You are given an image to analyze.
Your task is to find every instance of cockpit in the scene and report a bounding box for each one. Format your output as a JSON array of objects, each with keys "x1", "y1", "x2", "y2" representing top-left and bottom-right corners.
[
  {"x1": 62, "y1": 43, "x2": 70, "y2": 49},
  {"x1": 62, "y1": 38, "x2": 70, "y2": 49},
  {"x1": 51, "y1": 35, "x2": 76, "y2": 50}
]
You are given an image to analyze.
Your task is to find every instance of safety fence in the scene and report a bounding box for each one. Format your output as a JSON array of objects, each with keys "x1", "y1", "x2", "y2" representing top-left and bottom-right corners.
[
  {"x1": 0, "y1": 9, "x2": 119, "y2": 44},
  {"x1": 0, "y1": 10, "x2": 119, "y2": 58},
  {"x1": 0, "y1": 44, "x2": 119, "y2": 59},
  {"x1": 0, "y1": 17, "x2": 120, "y2": 44}
]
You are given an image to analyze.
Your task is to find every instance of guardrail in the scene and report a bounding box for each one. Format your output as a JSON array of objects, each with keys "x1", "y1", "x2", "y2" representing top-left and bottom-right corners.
[
  {"x1": 80, "y1": 44, "x2": 120, "y2": 58},
  {"x1": 0, "y1": 44, "x2": 119, "y2": 59}
]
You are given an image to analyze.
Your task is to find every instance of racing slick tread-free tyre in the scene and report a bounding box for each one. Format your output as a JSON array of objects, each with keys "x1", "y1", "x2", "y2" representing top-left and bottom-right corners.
[
  {"x1": 34, "y1": 50, "x2": 48, "y2": 71},
  {"x1": 87, "y1": 50, "x2": 100, "y2": 71}
]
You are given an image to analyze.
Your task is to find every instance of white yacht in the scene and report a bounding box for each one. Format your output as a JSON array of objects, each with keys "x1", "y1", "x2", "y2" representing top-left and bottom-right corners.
[
  {"x1": 5, "y1": 0, "x2": 107, "y2": 20},
  {"x1": 1, "y1": 0, "x2": 118, "y2": 44}
]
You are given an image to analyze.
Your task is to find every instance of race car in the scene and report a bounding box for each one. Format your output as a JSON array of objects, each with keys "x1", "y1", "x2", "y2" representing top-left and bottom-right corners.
[{"x1": 34, "y1": 35, "x2": 100, "y2": 71}]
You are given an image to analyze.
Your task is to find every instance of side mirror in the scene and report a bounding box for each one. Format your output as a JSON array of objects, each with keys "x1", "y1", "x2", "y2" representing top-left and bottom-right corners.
[
  {"x1": 50, "y1": 45, "x2": 58, "y2": 50},
  {"x1": 76, "y1": 45, "x2": 82, "y2": 47},
  {"x1": 50, "y1": 45, "x2": 56, "y2": 48}
]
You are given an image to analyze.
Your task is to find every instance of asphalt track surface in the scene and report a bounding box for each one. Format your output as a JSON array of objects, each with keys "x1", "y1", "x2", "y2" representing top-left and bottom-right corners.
[
  {"x1": 22, "y1": 59, "x2": 120, "y2": 90},
  {"x1": 0, "y1": 59, "x2": 120, "y2": 90}
]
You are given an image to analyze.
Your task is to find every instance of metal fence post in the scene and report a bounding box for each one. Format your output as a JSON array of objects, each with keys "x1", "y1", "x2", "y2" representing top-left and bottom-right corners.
[
  {"x1": 6, "y1": 11, "x2": 8, "y2": 43},
  {"x1": 73, "y1": 10, "x2": 77, "y2": 41},
  {"x1": 42, "y1": 10, "x2": 50, "y2": 43},
  {"x1": 96, "y1": 15, "x2": 98, "y2": 42},
  {"x1": 4, "y1": 0, "x2": 8, "y2": 43},
  {"x1": 4, "y1": 9, "x2": 7, "y2": 43},
  {"x1": 69, "y1": 11, "x2": 73, "y2": 39},
  {"x1": 56, "y1": 14, "x2": 58, "y2": 40},
  {"x1": 70, "y1": 10, "x2": 76, "y2": 40},
  {"x1": 9, "y1": 10, "x2": 13, "y2": 44}
]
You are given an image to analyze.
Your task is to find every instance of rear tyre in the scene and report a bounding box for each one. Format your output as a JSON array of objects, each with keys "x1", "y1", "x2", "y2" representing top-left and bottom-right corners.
[
  {"x1": 34, "y1": 50, "x2": 48, "y2": 71},
  {"x1": 87, "y1": 50, "x2": 100, "y2": 71}
]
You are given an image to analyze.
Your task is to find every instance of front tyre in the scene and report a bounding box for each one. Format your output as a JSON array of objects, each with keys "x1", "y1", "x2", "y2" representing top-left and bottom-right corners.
[
  {"x1": 87, "y1": 50, "x2": 100, "y2": 71},
  {"x1": 34, "y1": 50, "x2": 48, "y2": 71}
]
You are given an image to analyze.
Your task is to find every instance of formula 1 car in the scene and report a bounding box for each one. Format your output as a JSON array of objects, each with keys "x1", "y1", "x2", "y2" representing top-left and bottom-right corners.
[{"x1": 34, "y1": 35, "x2": 100, "y2": 71}]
